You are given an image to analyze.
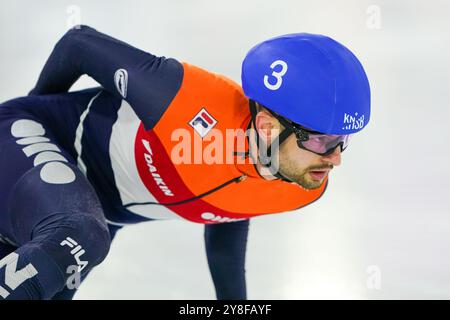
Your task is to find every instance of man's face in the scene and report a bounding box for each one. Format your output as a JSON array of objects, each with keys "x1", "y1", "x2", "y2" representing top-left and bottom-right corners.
[
  {"x1": 276, "y1": 133, "x2": 342, "y2": 190},
  {"x1": 253, "y1": 105, "x2": 343, "y2": 189}
]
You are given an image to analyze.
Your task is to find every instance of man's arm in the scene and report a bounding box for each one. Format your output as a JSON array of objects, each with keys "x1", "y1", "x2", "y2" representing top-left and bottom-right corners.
[
  {"x1": 204, "y1": 219, "x2": 249, "y2": 300},
  {"x1": 29, "y1": 25, "x2": 183, "y2": 129}
]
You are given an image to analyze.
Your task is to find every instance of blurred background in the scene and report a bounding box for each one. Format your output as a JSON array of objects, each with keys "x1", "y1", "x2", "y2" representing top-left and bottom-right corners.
[{"x1": 1, "y1": 0, "x2": 449, "y2": 299}]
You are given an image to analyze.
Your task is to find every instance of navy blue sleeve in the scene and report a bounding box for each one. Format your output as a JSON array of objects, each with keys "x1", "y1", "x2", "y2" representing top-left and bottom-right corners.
[
  {"x1": 29, "y1": 25, "x2": 183, "y2": 130},
  {"x1": 204, "y1": 219, "x2": 249, "y2": 300}
]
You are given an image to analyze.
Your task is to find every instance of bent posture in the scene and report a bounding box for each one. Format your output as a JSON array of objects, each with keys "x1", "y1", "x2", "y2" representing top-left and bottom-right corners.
[{"x1": 0, "y1": 26, "x2": 370, "y2": 299}]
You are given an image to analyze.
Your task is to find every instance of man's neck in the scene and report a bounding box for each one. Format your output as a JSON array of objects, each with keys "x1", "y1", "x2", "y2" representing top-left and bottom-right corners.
[{"x1": 248, "y1": 123, "x2": 278, "y2": 181}]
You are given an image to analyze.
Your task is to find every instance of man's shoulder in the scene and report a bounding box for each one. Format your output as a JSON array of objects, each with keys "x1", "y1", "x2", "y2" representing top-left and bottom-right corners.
[
  {"x1": 159, "y1": 62, "x2": 250, "y2": 132},
  {"x1": 180, "y1": 62, "x2": 244, "y2": 97}
]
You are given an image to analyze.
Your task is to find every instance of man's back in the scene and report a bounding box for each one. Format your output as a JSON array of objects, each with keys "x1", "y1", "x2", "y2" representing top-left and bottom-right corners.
[
  {"x1": 1, "y1": 83, "x2": 326, "y2": 228},
  {"x1": 0, "y1": 88, "x2": 250, "y2": 299},
  {"x1": 1, "y1": 25, "x2": 328, "y2": 226}
]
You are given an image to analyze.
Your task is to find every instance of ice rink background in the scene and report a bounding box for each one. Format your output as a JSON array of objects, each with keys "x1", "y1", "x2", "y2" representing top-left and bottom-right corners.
[{"x1": 1, "y1": 0, "x2": 449, "y2": 299}]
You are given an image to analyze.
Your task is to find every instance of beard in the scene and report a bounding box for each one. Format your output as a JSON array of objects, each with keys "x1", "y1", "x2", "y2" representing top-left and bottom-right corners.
[
  {"x1": 275, "y1": 152, "x2": 331, "y2": 190},
  {"x1": 278, "y1": 165, "x2": 325, "y2": 190},
  {"x1": 254, "y1": 134, "x2": 331, "y2": 189}
]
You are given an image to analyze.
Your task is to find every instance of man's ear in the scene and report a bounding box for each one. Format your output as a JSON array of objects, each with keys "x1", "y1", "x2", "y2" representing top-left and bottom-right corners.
[{"x1": 255, "y1": 110, "x2": 279, "y2": 142}]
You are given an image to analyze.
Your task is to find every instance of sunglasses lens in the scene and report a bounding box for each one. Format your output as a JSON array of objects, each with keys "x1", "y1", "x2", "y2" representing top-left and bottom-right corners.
[{"x1": 298, "y1": 134, "x2": 352, "y2": 155}]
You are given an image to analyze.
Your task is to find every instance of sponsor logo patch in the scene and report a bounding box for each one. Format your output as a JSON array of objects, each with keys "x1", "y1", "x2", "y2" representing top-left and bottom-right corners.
[{"x1": 189, "y1": 108, "x2": 217, "y2": 138}]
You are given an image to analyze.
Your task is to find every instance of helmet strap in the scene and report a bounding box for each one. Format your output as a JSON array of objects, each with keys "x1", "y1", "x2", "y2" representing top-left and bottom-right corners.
[{"x1": 249, "y1": 100, "x2": 295, "y2": 183}]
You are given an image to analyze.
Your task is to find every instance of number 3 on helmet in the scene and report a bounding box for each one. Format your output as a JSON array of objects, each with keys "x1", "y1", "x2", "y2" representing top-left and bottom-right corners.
[{"x1": 241, "y1": 33, "x2": 371, "y2": 135}]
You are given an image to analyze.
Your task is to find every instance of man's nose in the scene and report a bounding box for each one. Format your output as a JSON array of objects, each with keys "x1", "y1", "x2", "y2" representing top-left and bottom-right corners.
[{"x1": 322, "y1": 146, "x2": 342, "y2": 166}]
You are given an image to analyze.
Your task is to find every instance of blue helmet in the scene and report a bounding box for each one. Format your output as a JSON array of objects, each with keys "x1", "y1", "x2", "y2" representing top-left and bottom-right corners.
[{"x1": 241, "y1": 33, "x2": 371, "y2": 135}]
